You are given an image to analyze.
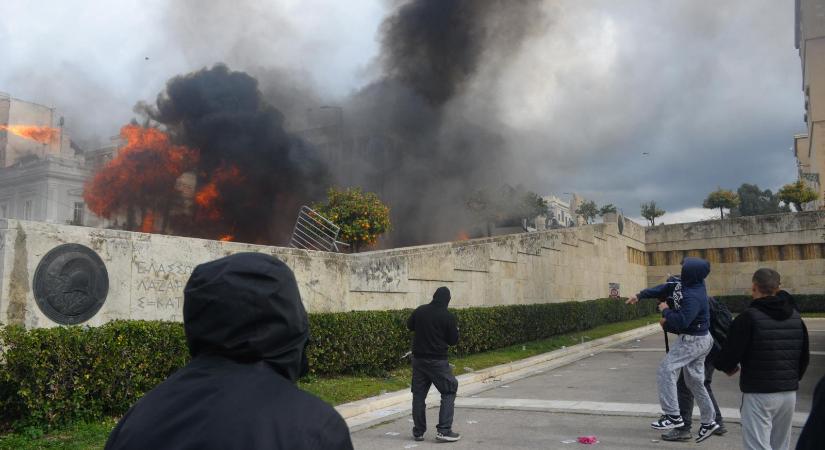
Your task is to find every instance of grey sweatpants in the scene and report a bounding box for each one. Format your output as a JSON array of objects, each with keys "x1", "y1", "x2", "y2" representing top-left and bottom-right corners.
[
  {"x1": 657, "y1": 333, "x2": 715, "y2": 424},
  {"x1": 740, "y1": 391, "x2": 796, "y2": 450}
]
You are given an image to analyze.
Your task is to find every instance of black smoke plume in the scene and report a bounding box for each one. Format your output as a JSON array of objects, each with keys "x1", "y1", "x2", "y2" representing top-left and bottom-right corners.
[
  {"x1": 340, "y1": 0, "x2": 546, "y2": 245},
  {"x1": 141, "y1": 64, "x2": 327, "y2": 243}
]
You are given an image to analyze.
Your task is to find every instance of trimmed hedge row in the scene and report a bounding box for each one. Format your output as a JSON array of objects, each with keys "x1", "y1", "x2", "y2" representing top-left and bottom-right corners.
[
  {"x1": 716, "y1": 294, "x2": 825, "y2": 314},
  {"x1": 0, "y1": 298, "x2": 655, "y2": 429}
]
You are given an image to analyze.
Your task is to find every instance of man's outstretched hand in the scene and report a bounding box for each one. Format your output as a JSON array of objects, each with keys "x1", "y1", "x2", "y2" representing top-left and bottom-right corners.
[{"x1": 625, "y1": 295, "x2": 638, "y2": 305}]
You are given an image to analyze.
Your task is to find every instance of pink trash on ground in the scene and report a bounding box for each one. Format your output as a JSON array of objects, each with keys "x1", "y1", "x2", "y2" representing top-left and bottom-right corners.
[{"x1": 577, "y1": 435, "x2": 599, "y2": 444}]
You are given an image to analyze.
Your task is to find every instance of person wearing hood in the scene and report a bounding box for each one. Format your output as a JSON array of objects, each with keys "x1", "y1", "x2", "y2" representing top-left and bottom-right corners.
[
  {"x1": 627, "y1": 257, "x2": 720, "y2": 443},
  {"x1": 104, "y1": 253, "x2": 353, "y2": 450},
  {"x1": 715, "y1": 268, "x2": 809, "y2": 450},
  {"x1": 407, "y1": 286, "x2": 461, "y2": 443},
  {"x1": 629, "y1": 273, "x2": 727, "y2": 441}
]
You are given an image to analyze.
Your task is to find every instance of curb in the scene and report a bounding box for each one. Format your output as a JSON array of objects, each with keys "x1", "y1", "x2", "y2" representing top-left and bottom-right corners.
[{"x1": 339, "y1": 321, "x2": 662, "y2": 431}]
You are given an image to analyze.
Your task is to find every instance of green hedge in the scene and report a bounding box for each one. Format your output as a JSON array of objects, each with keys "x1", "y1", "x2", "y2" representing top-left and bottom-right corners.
[
  {"x1": 0, "y1": 298, "x2": 655, "y2": 429},
  {"x1": 716, "y1": 294, "x2": 825, "y2": 313}
]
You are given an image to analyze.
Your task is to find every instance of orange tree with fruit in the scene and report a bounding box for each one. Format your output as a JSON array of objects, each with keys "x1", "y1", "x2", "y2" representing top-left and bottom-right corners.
[{"x1": 313, "y1": 187, "x2": 391, "y2": 252}]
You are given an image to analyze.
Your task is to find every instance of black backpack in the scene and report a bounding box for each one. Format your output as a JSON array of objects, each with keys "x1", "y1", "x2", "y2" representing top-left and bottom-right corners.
[{"x1": 708, "y1": 296, "x2": 732, "y2": 349}]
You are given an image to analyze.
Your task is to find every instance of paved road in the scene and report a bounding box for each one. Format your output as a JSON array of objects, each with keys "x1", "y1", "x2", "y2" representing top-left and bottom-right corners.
[{"x1": 351, "y1": 319, "x2": 825, "y2": 449}]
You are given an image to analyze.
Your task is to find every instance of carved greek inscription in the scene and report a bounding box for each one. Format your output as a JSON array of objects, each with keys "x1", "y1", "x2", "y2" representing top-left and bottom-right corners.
[
  {"x1": 135, "y1": 261, "x2": 193, "y2": 276},
  {"x1": 136, "y1": 296, "x2": 182, "y2": 310},
  {"x1": 133, "y1": 259, "x2": 193, "y2": 316}
]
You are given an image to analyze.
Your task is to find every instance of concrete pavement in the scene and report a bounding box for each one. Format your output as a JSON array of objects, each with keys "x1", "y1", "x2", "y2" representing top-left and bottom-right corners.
[{"x1": 350, "y1": 318, "x2": 825, "y2": 449}]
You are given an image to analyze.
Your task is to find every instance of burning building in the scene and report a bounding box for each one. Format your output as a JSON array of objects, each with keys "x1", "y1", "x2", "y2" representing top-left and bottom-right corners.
[{"x1": 0, "y1": 93, "x2": 106, "y2": 226}]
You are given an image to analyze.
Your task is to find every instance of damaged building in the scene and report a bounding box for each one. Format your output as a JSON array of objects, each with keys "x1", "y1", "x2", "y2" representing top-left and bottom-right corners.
[{"x1": 0, "y1": 92, "x2": 107, "y2": 227}]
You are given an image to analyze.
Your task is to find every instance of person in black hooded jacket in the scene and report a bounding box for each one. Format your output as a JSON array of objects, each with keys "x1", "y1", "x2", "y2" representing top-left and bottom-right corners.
[
  {"x1": 407, "y1": 286, "x2": 461, "y2": 443},
  {"x1": 715, "y1": 268, "x2": 809, "y2": 450},
  {"x1": 104, "y1": 253, "x2": 353, "y2": 450}
]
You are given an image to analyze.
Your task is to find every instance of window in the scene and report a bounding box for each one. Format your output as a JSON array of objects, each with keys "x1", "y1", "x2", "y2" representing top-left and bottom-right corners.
[
  {"x1": 0, "y1": 204, "x2": 6, "y2": 218},
  {"x1": 23, "y1": 200, "x2": 33, "y2": 220},
  {"x1": 73, "y1": 202, "x2": 85, "y2": 225}
]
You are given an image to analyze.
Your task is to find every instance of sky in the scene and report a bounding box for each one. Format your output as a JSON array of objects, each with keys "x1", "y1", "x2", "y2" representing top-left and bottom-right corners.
[{"x1": 0, "y1": 0, "x2": 805, "y2": 225}]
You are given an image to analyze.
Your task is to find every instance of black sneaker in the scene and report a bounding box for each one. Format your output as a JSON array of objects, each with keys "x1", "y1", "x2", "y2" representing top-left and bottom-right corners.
[
  {"x1": 696, "y1": 422, "x2": 720, "y2": 443},
  {"x1": 436, "y1": 431, "x2": 462, "y2": 442},
  {"x1": 713, "y1": 424, "x2": 727, "y2": 436},
  {"x1": 661, "y1": 428, "x2": 692, "y2": 441},
  {"x1": 412, "y1": 430, "x2": 424, "y2": 441},
  {"x1": 650, "y1": 414, "x2": 684, "y2": 430}
]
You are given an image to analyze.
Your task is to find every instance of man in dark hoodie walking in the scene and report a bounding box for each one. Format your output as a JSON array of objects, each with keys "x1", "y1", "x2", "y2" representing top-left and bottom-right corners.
[
  {"x1": 407, "y1": 286, "x2": 461, "y2": 443},
  {"x1": 105, "y1": 253, "x2": 353, "y2": 450},
  {"x1": 715, "y1": 268, "x2": 809, "y2": 450},
  {"x1": 627, "y1": 257, "x2": 719, "y2": 443}
]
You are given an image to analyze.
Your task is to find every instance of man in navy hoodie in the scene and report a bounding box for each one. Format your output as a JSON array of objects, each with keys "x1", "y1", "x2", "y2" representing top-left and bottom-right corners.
[
  {"x1": 627, "y1": 257, "x2": 720, "y2": 443},
  {"x1": 630, "y1": 273, "x2": 727, "y2": 441}
]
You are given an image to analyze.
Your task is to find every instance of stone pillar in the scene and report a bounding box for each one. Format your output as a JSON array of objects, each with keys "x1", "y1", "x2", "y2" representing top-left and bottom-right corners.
[
  {"x1": 668, "y1": 250, "x2": 684, "y2": 266},
  {"x1": 722, "y1": 248, "x2": 740, "y2": 263},
  {"x1": 651, "y1": 251, "x2": 668, "y2": 266},
  {"x1": 780, "y1": 245, "x2": 800, "y2": 261},
  {"x1": 705, "y1": 248, "x2": 722, "y2": 264},
  {"x1": 801, "y1": 243, "x2": 822, "y2": 260},
  {"x1": 761, "y1": 246, "x2": 781, "y2": 261},
  {"x1": 740, "y1": 247, "x2": 760, "y2": 262}
]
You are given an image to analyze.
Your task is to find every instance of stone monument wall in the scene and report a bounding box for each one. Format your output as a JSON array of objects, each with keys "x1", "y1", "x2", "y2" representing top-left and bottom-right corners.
[
  {"x1": 0, "y1": 217, "x2": 647, "y2": 328},
  {"x1": 645, "y1": 211, "x2": 825, "y2": 296}
]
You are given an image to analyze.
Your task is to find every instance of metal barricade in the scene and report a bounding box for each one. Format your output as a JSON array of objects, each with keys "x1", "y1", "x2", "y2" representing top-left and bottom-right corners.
[{"x1": 289, "y1": 205, "x2": 347, "y2": 252}]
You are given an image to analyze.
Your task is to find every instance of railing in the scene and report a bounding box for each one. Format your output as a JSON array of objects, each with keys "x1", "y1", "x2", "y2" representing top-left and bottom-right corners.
[{"x1": 289, "y1": 205, "x2": 348, "y2": 252}]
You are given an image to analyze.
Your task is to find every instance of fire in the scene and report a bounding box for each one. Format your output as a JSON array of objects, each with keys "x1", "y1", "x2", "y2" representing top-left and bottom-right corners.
[
  {"x1": 456, "y1": 230, "x2": 470, "y2": 241},
  {"x1": 84, "y1": 125, "x2": 199, "y2": 229},
  {"x1": 0, "y1": 124, "x2": 60, "y2": 145},
  {"x1": 194, "y1": 164, "x2": 243, "y2": 221},
  {"x1": 219, "y1": 235, "x2": 234, "y2": 242},
  {"x1": 140, "y1": 211, "x2": 155, "y2": 233}
]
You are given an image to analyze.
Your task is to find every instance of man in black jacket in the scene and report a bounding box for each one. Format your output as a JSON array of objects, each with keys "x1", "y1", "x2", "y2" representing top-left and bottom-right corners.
[
  {"x1": 407, "y1": 286, "x2": 461, "y2": 443},
  {"x1": 715, "y1": 268, "x2": 810, "y2": 450},
  {"x1": 105, "y1": 253, "x2": 353, "y2": 450}
]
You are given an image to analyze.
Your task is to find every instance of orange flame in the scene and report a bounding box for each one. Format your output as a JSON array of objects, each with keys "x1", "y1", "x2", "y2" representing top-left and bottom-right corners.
[
  {"x1": 140, "y1": 211, "x2": 155, "y2": 233},
  {"x1": 195, "y1": 164, "x2": 243, "y2": 221},
  {"x1": 0, "y1": 124, "x2": 60, "y2": 145},
  {"x1": 84, "y1": 125, "x2": 199, "y2": 222},
  {"x1": 456, "y1": 230, "x2": 470, "y2": 241},
  {"x1": 219, "y1": 234, "x2": 234, "y2": 242}
]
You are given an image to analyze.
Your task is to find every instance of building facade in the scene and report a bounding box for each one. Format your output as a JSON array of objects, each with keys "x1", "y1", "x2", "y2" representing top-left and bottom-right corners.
[
  {"x1": 795, "y1": 0, "x2": 825, "y2": 209},
  {"x1": 543, "y1": 194, "x2": 576, "y2": 228},
  {"x1": 0, "y1": 94, "x2": 107, "y2": 227}
]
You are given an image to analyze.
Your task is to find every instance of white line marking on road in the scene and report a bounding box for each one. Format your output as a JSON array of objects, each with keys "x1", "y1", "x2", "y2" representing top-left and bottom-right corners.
[{"x1": 454, "y1": 397, "x2": 809, "y2": 427}]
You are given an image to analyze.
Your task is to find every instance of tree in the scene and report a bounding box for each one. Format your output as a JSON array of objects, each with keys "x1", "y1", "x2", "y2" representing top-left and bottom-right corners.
[
  {"x1": 521, "y1": 190, "x2": 549, "y2": 219},
  {"x1": 575, "y1": 200, "x2": 599, "y2": 224},
  {"x1": 732, "y1": 183, "x2": 785, "y2": 217},
  {"x1": 703, "y1": 188, "x2": 740, "y2": 219},
  {"x1": 84, "y1": 125, "x2": 198, "y2": 232},
  {"x1": 778, "y1": 180, "x2": 820, "y2": 212},
  {"x1": 599, "y1": 203, "x2": 618, "y2": 217},
  {"x1": 312, "y1": 187, "x2": 391, "y2": 252},
  {"x1": 641, "y1": 201, "x2": 665, "y2": 226}
]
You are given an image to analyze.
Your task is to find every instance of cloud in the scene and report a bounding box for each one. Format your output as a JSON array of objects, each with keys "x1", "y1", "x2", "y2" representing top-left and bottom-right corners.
[{"x1": 0, "y1": 0, "x2": 803, "y2": 219}]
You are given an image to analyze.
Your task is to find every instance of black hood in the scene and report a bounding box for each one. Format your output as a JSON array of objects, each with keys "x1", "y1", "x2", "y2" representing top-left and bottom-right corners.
[
  {"x1": 680, "y1": 257, "x2": 710, "y2": 286},
  {"x1": 431, "y1": 286, "x2": 451, "y2": 306},
  {"x1": 183, "y1": 253, "x2": 309, "y2": 382},
  {"x1": 751, "y1": 290, "x2": 797, "y2": 321}
]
